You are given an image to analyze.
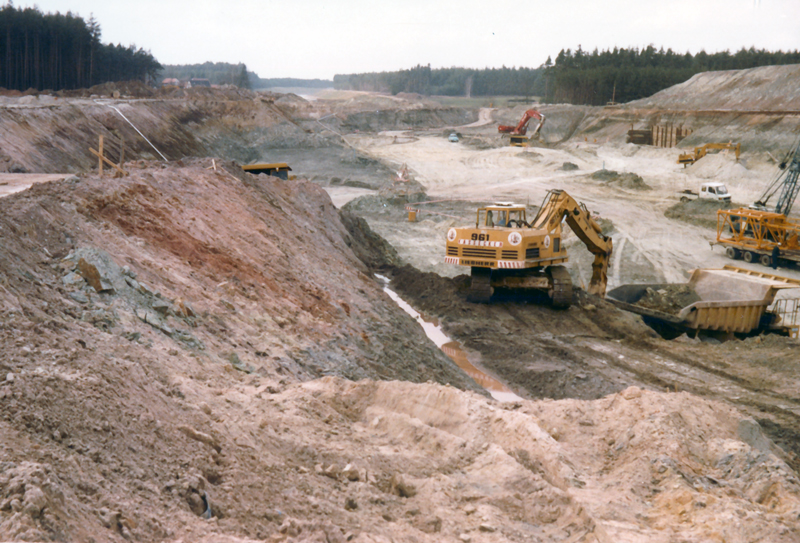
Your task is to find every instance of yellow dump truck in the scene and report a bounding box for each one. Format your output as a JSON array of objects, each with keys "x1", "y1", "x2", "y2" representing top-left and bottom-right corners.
[{"x1": 606, "y1": 266, "x2": 799, "y2": 339}]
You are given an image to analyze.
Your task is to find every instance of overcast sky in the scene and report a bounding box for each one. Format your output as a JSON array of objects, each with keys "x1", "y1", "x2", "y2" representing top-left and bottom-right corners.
[{"x1": 12, "y1": 0, "x2": 800, "y2": 80}]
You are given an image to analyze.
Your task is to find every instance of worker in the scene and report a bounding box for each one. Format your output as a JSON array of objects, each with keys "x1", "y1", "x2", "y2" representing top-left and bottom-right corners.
[
  {"x1": 486, "y1": 210, "x2": 494, "y2": 227},
  {"x1": 772, "y1": 243, "x2": 781, "y2": 270}
]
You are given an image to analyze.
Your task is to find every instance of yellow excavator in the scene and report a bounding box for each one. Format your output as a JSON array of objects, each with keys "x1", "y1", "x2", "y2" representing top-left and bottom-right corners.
[
  {"x1": 444, "y1": 190, "x2": 613, "y2": 306},
  {"x1": 677, "y1": 142, "x2": 740, "y2": 167}
]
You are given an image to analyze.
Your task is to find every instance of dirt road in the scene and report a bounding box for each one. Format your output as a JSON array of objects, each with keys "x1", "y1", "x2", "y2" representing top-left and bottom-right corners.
[
  {"x1": 458, "y1": 107, "x2": 496, "y2": 128},
  {"x1": 0, "y1": 173, "x2": 72, "y2": 198}
]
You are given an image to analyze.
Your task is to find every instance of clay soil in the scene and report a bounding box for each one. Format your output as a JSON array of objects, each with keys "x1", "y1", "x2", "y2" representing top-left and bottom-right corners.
[{"x1": 2, "y1": 70, "x2": 800, "y2": 542}]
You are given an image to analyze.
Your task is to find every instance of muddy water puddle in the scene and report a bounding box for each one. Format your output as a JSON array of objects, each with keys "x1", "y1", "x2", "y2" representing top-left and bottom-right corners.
[{"x1": 376, "y1": 275, "x2": 523, "y2": 402}]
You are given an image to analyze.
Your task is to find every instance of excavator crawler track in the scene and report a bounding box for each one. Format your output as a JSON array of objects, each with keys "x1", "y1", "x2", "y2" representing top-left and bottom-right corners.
[
  {"x1": 547, "y1": 265, "x2": 573, "y2": 308},
  {"x1": 467, "y1": 267, "x2": 494, "y2": 303}
]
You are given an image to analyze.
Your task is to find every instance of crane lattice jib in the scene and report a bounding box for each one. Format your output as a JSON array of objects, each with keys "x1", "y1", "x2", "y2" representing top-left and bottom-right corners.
[
  {"x1": 775, "y1": 152, "x2": 800, "y2": 216},
  {"x1": 757, "y1": 137, "x2": 800, "y2": 215}
]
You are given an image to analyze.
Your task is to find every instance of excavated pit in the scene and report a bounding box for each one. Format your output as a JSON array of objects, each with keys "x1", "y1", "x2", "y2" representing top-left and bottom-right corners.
[{"x1": 2, "y1": 72, "x2": 800, "y2": 541}]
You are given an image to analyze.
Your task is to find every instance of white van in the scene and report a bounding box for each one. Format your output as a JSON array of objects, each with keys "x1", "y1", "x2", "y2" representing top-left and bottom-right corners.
[
  {"x1": 679, "y1": 182, "x2": 731, "y2": 203},
  {"x1": 699, "y1": 182, "x2": 730, "y2": 202}
]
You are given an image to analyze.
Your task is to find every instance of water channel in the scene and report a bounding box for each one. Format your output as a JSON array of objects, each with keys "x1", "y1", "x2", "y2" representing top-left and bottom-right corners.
[{"x1": 376, "y1": 275, "x2": 524, "y2": 402}]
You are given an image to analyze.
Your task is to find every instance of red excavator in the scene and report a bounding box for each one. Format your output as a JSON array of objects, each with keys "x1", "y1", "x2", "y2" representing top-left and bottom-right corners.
[{"x1": 498, "y1": 109, "x2": 546, "y2": 147}]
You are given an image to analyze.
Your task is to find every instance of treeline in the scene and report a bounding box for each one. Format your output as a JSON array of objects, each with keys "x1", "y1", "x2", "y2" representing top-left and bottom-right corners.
[
  {"x1": 545, "y1": 46, "x2": 800, "y2": 105},
  {"x1": 334, "y1": 65, "x2": 543, "y2": 97},
  {"x1": 334, "y1": 47, "x2": 800, "y2": 104},
  {"x1": 0, "y1": 4, "x2": 161, "y2": 91},
  {"x1": 158, "y1": 62, "x2": 253, "y2": 89}
]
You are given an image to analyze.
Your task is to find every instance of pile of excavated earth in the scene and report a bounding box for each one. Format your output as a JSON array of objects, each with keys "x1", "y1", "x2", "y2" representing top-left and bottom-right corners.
[{"x1": 2, "y1": 66, "x2": 800, "y2": 542}]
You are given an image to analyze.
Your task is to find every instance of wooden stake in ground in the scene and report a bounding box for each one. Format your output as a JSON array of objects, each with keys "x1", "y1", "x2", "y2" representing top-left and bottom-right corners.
[
  {"x1": 98, "y1": 135, "x2": 104, "y2": 176},
  {"x1": 89, "y1": 147, "x2": 127, "y2": 177},
  {"x1": 90, "y1": 134, "x2": 127, "y2": 177}
]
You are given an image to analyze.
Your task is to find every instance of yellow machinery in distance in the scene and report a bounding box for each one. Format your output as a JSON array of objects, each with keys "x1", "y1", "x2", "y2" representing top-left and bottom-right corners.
[
  {"x1": 444, "y1": 190, "x2": 613, "y2": 306},
  {"x1": 678, "y1": 142, "x2": 740, "y2": 167},
  {"x1": 242, "y1": 163, "x2": 294, "y2": 180},
  {"x1": 713, "y1": 138, "x2": 800, "y2": 267}
]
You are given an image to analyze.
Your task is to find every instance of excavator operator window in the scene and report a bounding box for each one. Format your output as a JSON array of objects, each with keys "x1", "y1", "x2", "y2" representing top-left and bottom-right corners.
[
  {"x1": 496, "y1": 211, "x2": 508, "y2": 227},
  {"x1": 477, "y1": 209, "x2": 494, "y2": 228},
  {"x1": 508, "y1": 210, "x2": 525, "y2": 225}
]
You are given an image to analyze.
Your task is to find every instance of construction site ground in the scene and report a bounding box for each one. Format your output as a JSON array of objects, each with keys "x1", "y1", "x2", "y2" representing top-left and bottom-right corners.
[{"x1": 2, "y1": 67, "x2": 800, "y2": 542}]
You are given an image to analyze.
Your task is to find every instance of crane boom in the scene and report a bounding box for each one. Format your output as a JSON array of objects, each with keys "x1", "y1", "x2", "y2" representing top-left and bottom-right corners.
[{"x1": 753, "y1": 137, "x2": 800, "y2": 216}]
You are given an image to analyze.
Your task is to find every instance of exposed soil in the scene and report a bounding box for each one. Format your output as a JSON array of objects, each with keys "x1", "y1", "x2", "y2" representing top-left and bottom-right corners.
[
  {"x1": 387, "y1": 265, "x2": 800, "y2": 475},
  {"x1": 665, "y1": 198, "x2": 739, "y2": 229},
  {"x1": 0, "y1": 87, "x2": 475, "y2": 174},
  {"x1": 2, "y1": 68, "x2": 800, "y2": 542},
  {"x1": 590, "y1": 169, "x2": 651, "y2": 190}
]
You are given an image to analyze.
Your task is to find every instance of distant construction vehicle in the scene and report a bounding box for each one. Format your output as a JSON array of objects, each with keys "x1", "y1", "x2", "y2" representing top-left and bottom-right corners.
[
  {"x1": 242, "y1": 162, "x2": 293, "y2": 180},
  {"x1": 714, "y1": 138, "x2": 800, "y2": 267},
  {"x1": 678, "y1": 142, "x2": 741, "y2": 167},
  {"x1": 444, "y1": 190, "x2": 612, "y2": 307},
  {"x1": 498, "y1": 108, "x2": 545, "y2": 147},
  {"x1": 678, "y1": 182, "x2": 731, "y2": 203}
]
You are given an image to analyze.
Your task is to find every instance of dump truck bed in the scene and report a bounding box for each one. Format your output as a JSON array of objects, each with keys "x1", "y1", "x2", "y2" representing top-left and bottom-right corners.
[{"x1": 607, "y1": 267, "x2": 798, "y2": 335}]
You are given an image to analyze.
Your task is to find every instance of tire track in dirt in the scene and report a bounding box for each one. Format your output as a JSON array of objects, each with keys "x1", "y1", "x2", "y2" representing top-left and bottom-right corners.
[{"x1": 575, "y1": 335, "x2": 800, "y2": 468}]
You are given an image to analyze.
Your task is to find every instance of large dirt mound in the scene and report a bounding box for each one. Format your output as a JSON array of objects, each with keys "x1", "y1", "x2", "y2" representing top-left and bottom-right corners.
[
  {"x1": 0, "y1": 160, "x2": 484, "y2": 539},
  {"x1": 688, "y1": 152, "x2": 753, "y2": 176},
  {"x1": 627, "y1": 64, "x2": 800, "y2": 111},
  {"x1": 590, "y1": 169, "x2": 651, "y2": 190},
  {"x1": 665, "y1": 198, "x2": 739, "y2": 229},
  {"x1": 549, "y1": 64, "x2": 800, "y2": 153}
]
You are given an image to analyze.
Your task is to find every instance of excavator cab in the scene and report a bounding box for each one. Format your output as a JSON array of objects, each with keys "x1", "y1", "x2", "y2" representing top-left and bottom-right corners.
[{"x1": 477, "y1": 204, "x2": 527, "y2": 228}]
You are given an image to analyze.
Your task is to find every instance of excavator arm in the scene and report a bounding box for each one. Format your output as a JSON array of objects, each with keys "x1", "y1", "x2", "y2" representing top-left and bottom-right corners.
[
  {"x1": 532, "y1": 190, "x2": 613, "y2": 297},
  {"x1": 498, "y1": 109, "x2": 546, "y2": 136}
]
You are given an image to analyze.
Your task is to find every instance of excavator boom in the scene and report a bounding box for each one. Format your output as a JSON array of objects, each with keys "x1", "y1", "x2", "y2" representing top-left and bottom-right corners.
[
  {"x1": 498, "y1": 109, "x2": 545, "y2": 136},
  {"x1": 532, "y1": 190, "x2": 613, "y2": 296}
]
